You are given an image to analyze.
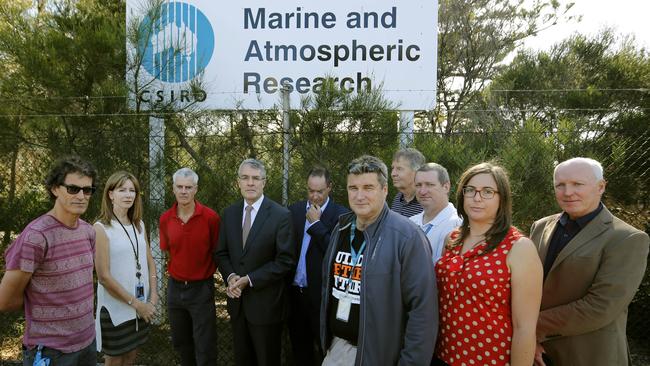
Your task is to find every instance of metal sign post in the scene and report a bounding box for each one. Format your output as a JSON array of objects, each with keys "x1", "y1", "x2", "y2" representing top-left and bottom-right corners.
[
  {"x1": 281, "y1": 84, "x2": 291, "y2": 206},
  {"x1": 148, "y1": 115, "x2": 165, "y2": 319},
  {"x1": 399, "y1": 110, "x2": 415, "y2": 148}
]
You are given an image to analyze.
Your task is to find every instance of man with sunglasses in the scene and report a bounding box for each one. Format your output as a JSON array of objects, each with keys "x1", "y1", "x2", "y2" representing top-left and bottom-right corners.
[
  {"x1": 320, "y1": 155, "x2": 437, "y2": 365},
  {"x1": 0, "y1": 156, "x2": 99, "y2": 365}
]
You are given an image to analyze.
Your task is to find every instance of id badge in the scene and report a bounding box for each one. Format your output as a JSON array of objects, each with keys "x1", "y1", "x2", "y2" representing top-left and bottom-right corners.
[
  {"x1": 336, "y1": 297, "x2": 351, "y2": 322},
  {"x1": 135, "y1": 283, "x2": 145, "y2": 301},
  {"x1": 33, "y1": 345, "x2": 50, "y2": 366}
]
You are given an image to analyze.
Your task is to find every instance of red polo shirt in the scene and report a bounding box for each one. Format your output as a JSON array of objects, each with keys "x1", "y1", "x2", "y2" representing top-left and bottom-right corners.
[{"x1": 159, "y1": 200, "x2": 220, "y2": 281}]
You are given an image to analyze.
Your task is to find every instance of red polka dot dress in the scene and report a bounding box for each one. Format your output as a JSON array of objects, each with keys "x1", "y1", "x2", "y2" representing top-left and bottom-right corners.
[{"x1": 435, "y1": 227, "x2": 522, "y2": 366}]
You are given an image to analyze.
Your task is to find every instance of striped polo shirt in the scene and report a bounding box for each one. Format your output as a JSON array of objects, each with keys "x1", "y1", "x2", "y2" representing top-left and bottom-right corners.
[{"x1": 390, "y1": 191, "x2": 423, "y2": 217}]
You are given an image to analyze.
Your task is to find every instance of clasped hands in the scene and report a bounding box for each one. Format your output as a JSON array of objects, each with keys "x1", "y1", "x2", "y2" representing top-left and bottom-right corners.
[
  {"x1": 134, "y1": 298, "x2": 157, "y2": 323},
  {"x1": 226, "y1": 274, "x2": 250, "y2": 298}
]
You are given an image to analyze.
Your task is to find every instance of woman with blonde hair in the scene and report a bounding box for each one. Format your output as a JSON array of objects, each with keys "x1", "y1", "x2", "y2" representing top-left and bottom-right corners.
[
  {"x1": 94, "y1": 171, "x2": 158, "y2": 365},
  {"x1": 434, "y1": 162, "x2": 542, "y2": 366}
]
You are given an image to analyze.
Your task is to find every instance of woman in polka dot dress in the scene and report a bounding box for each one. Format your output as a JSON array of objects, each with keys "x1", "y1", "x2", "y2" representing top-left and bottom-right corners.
[{"x1": 434, "y1": 162, "x2": 543, "y2": 366}]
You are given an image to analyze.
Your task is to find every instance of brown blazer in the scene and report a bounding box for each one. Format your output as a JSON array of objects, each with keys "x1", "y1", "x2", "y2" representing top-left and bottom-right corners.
[{"x1": 530, "y1": 206, "x2": 649, "y2": 366}]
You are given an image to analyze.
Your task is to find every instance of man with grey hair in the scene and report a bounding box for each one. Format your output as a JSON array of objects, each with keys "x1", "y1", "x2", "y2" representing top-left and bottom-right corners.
[
  {"x1": 320, "y1": 155, "x2": 437, "y2": 365},
  {"x1": 159, "y1": 167, "x2": 221, "y2": 366},
  {"x1": 390, "y1": 148, "x2": 425, "y2": 217},
  {"x1": 409, "y1": 163, "x2": 462, "y2": 263},
  {"x1": 216, "y1": 158, "x2": 294, "y2": 366},
  {"x1": 530, "y1": 157, "x2": 649, "y2": 366}
]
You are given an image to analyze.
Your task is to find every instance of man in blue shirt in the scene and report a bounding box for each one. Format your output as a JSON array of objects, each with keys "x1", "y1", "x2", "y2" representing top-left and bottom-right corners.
[{"x1": 287, "y1": 166, "x2": 349, "y2": 365}]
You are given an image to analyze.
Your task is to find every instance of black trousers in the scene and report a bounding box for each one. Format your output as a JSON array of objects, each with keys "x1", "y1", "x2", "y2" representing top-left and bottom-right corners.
[
  {"x1": 287, "y1": 286, "x2": 323, "y2": 366},
  {"x1": 231, "y1": 313, "x2": 282, "y2": 366},
  {"x1": 167, "y1": 277, "x2": 217, "y2": 366}
]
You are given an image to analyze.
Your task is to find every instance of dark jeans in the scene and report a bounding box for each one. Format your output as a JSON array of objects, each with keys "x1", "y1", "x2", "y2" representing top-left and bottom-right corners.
[
  {"x1": 168, "y1": 277, "x2": 217, "y2": 366},
  {"x1": 23, "y1": 340, "x2": 96, "y2": 366}
]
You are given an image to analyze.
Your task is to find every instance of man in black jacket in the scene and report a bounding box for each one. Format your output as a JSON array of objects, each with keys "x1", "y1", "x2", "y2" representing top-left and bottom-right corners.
[{"x1": 287, "y1": 166, "x2": 349, "y2": 365}]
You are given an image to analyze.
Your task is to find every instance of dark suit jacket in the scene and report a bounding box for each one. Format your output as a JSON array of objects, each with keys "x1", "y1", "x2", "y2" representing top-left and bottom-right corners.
[
  {"x1": 530, "y1": 206, "x2": 649, "y2": 366},
  {"x1": 288, "y1": 199, "x2": 349, "y2": 305},
  {"x1": 216, "y1": 197, "x2": 295, "y2": 325}
]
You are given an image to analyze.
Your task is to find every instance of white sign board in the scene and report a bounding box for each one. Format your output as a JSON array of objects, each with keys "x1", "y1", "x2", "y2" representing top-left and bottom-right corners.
[{"x1": 127, "y1": 0, "x2": 437, "y2": 110}]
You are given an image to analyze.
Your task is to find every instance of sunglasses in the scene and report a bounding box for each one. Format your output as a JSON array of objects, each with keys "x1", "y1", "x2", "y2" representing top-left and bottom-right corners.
[{"x1": 62, "y1": 184, "x2": 97, "y2": 196}]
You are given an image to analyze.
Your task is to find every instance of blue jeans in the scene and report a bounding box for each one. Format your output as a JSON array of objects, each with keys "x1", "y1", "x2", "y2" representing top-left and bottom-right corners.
[{"x1": 23, "y1": 340, "x2": 96, "y2": 366}]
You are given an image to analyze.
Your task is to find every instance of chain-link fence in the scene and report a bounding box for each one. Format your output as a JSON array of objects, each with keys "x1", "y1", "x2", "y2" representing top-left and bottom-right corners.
[{"x1": 1, "y1": 113, "x2": 649, "y2": 365}]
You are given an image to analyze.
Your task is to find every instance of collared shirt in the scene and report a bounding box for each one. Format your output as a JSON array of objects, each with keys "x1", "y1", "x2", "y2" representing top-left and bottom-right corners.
[
  {"x1": 235, "y1": 195, "x2": 265, "y2": 288},
  {"x1": 159, "y1": 200, "x2": 221, "y2": 281},
  {"x1": 390, "y1": 191, "x2": 423, "y2": 217},
  {"x1": 409, "y1": 202, "x2": 462, "y2": 263},
  {"x1": 293, "y1": 198, "x2": 330, "y2": 287},
  {"x1": 543, "y1": 203, "x2": 604, "y2": 278},
  {"x1": 242, "y1": 194, "x2": 264, "y2": 228}
]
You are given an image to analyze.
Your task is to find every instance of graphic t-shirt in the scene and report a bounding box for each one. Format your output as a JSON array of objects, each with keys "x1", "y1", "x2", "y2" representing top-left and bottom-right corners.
[{"x1": 328, "y1": 226, "x2": 365, "y2": 346}]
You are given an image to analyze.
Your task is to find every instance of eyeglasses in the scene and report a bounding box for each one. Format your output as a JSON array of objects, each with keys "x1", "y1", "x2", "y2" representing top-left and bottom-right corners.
[
  {"x1": 238, "y1": 175, "x2": 265, "y2": 182},
  {"x1": 462, "y1": 186, "x2": 498, "y2": 199},
  {"x1": 62, "y1": 184, "x2": 97, "y2": 196}
]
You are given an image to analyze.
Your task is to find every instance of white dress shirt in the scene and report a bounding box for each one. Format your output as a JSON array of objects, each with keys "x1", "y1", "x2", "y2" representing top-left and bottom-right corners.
[{"x1": 242, "y1": 194, "x2": 265, "y2": 227}]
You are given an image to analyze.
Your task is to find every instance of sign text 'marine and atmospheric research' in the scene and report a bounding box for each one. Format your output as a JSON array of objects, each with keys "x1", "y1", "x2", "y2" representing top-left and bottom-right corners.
[{"x1": 126, "y1": 0, "x2": 437, "y2": 110}]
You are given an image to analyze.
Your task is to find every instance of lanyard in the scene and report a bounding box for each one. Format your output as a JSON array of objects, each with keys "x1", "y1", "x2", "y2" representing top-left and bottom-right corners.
[
  {"x1": 348, "y1": 221, "x2": 366, "y2": 276},
  {"x1": 114, "y1": 216, "x2": 141, "y2": 280},
  {"x1": 343, "y1": 220, "x2": 366, "y2": 296},
  {"x1": 424, "y1": 223, "x2": 434, "y2": 235}
]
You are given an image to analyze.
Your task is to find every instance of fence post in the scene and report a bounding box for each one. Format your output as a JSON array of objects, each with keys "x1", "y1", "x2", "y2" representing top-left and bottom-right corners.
[
  {"x1": 399, "y1": 110, "x2": 415, "y2": 148},
  {"x1": 149, "y1": 115, "x2": 165, "y2": 320},
  {"x1": 281, "y1": 83, "x2": 291, "y2": 206}
]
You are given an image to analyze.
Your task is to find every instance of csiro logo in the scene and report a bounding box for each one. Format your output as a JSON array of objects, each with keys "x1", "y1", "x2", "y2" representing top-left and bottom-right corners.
[{"x1": 139, "y1": 1, "x2": 214, "y2": 83}]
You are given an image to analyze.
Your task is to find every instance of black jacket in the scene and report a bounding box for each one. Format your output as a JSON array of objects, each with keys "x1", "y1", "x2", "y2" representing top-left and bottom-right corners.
[
  {"x1": 216, "y1": 197, "x2": 295, "y2": 324},
  {"x1": 288, "y1": 199, "x2": 349, "y2": 306}
]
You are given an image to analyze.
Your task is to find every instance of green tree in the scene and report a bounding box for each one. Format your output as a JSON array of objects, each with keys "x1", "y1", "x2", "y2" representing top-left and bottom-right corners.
[
  {"x1": 482, "y1": 29, "x2": 650, "y2": 205},
  {"x1": 289, "y1": 79, "x2": 399, "y2": 203},
  {"x1": 429, "y1": 0, "x2": 575, "y2": 134},
  {"x1": 0, "y1": 0, "x2": 148, "y2": 228}
]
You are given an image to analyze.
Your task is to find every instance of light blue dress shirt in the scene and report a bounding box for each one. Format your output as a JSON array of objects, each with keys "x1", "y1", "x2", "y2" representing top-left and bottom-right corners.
[{"x1": 293, "y1": 198, "x2": 330, "y2": 287}]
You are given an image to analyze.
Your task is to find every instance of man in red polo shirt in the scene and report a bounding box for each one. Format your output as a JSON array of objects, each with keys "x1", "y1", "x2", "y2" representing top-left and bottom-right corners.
[{"x1": 159, "y1": 167, "x2": 220, "y2": 366}]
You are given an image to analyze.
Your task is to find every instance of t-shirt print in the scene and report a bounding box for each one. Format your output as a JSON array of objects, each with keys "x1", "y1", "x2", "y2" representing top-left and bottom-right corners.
[{"x1": 331, "y1": 250, "x2": 363, "y2": 304}]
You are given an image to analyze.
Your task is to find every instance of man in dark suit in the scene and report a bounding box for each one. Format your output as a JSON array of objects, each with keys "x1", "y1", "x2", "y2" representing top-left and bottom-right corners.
[
  {"x1": 287, "y1": 166, "x2": 349, "y2": 365},
  {"x1": 216, "y1": 158, "x2": 294, "y2": 366},
  {"x1": 530, "y1": 157, "x2": 649, "y2": 366}
]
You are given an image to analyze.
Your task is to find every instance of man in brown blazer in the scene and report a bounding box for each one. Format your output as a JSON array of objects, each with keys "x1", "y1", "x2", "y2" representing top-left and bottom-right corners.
[{"x1": 530, "y1": 157, "x2": 649, "y2": 366}]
